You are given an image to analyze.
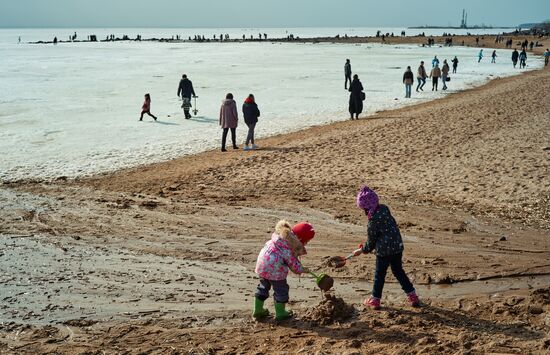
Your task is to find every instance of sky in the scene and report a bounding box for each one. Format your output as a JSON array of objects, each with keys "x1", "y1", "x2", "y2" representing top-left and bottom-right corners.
[{"x1": 1, "y1": 0, "x2": 549, "y2": 28}]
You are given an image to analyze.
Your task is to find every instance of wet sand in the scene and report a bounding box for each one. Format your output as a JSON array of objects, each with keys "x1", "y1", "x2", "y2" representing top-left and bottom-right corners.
[{"x1": 1, "y1": 36, "x2": 549, "y2": 353}]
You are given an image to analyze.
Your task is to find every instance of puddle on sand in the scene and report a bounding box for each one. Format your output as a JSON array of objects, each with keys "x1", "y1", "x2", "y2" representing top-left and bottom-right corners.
[{"x1": 0, "y1": 235, "x2": 250, "y2": 325}]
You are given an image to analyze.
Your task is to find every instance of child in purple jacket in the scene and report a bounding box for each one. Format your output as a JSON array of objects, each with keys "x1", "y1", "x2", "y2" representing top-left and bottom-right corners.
[
  {"x1": 253, "y1": 220, "x2": 315, "y2": 320},
  {"x1": 353, "y1": 186, "x2": 420, "y2": 310}
]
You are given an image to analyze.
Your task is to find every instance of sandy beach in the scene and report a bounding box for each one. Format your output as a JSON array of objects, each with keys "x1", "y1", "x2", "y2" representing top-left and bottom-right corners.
[{"x1": 1, "y1": 35, "x2": 549, "y2": 353}]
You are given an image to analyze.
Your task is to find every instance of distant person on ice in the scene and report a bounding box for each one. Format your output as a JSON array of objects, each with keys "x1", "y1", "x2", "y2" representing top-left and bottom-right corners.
[
  {"x1": 219, "y1": 93, "x2": 239, "y2": 152},
  {"x1": 352, "y1": 186, "x2": 420, "y2": 310},
  {"x1": 402, "y1": 66, "x2": 414, "y2": 98},
  {"x1": 519, "y1": 49, "x2": 527, "y2": 69},
  {"x1": 139, "y1": 93, "x2": 157, "y2": 121},
  {"x1": 451, "y1": 56, "x2": 459, "y2": 73},
  {"x1": 348, "y1": 74, "x2": 364, "y2": 120},
  {"x1": 441, "y1": 59, "x2": 450, "y2": 91},
  {"x1": 253, "y1": 220, "x2": 314, "y2": 320},
  {"x1": 430, "y1": 63, "x2": 441, "y2": 91},
  {"x1": 511, "y1": 49, "x2": 519, "y2": 68},
  {"x1": 491, "y1": 50, "x2": 497, "y2": 63},
  {"x1": 431, "y1": 55, "x2": 439, "y2": 67},
  {"x1": 177, "y1": 74, "x2": 196, "y2": 119},
  {"x1": 344, "y1": 59, "x2": 352, "y2": 90},
  {"x1": 416, "y1": 61, "x2": 427, "y2": 92},
  {"x1": 478, "y1": 49, "x2": 483, "y2": 63},
  {"x1": 242, "y1": 94, "x2": 260, "y2": 151}
]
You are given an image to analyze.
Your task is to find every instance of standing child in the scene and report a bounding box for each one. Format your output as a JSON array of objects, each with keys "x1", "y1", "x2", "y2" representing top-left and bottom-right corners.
[
  {"x1": 140, "y1": 93, "x2": 157, "y2": 121},
  {"x1": 253, "y1": 220, "x2": 315, "y2": 320},
  {"x1": 352, "y1": 186, "x2": 420, "y2": 310}
]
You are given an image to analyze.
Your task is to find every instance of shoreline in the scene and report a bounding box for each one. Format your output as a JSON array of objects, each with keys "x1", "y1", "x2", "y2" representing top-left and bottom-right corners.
[{"x1": 2, "y1": 35, "x2": 547, "y2": 184}]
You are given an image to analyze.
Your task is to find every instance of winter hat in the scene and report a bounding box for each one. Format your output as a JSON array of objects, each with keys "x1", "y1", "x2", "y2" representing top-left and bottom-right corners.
[
  {"x1": 292, "y1": 222, "x2": 315, "y2": 245},
  {"x1": 356, "y1": 186, "x2": 379, "y2": 219}
]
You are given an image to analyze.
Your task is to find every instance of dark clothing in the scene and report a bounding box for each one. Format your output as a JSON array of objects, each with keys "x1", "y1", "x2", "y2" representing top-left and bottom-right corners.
[
  {"x1": 177, "y1": 78, "x2": 196, "y2": 99},
  {"x1": 432, "y1": 77, "x2": 439, "y2": 90},
  {"x1": 222, "y1": 127, "x2": 237, "y2": 149},
  {"x1": 402, "y1": 71, "x2": 414, "y2": 83},
  {"x1": 348, "y1": 78, "x2": 364, "y2": 116},
  {"x1": 344, "y1": 62, "x2": 352, "y2": 76},
  {"x1": 372, "y1": 253, "x2": 415, "y2": 298},
  {"x1": 345, "y1": 62, "x2": 352, "y2": 89},
  {"x1": 140, "y1": 110, "x2": 157, "y2": 121},
  {"x1": 255, "y1": 278, "x2": 290, "y2": 303},
  {"x1": 511, "y1": 51, "x2": 519, "y2": 62},
  {"x1": 245, "y1": 122, "x2": 256, "y2": 145},
  {"x1": 452, "y1": 58, "x2": 458, "y2": 73},
  {"x1": 361, "y1": 204, "x2": 404, "y2": 257},
  {"x1": 242, "y1": 102, "x2": 260, "y2": 125},
  {"x1": 416, "y1": 77, "x2": 426, "y2": 91}
]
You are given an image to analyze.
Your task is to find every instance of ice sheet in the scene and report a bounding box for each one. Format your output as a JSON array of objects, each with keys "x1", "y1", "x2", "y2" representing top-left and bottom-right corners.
[{"x1": 0, "y1": 29, "x2": 543, "y2": 182}]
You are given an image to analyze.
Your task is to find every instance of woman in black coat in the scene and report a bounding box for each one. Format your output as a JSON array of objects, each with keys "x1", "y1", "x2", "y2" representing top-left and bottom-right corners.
[{"x1": 348, "y1": 74, "x2": 364, "y2": 120}]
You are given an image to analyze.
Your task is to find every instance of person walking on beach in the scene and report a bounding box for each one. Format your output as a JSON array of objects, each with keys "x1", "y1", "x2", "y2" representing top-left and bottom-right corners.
[
  {"x1": 344, "y1": 59, "x2": 352, "y2": 90},
  {"x1": 416, "y1": 61, "x2": 427, "y2": 92},
  {"x1": 430, "y1": 64, "x2": 441, "y2": 91},
  {"x1": 242, "y1": 94, "x2": 260, "y2": 151},
  {"x1": 348, "y1": 74, "x2": 364, "y2": 120},
  {"x1": 519, "y1": 49, "x2": 527, "y2": 69},
  {"x1": 431, "y1": 55, "x2": 439, "y2": 67},
  {"x1": 177, "y1": 74, "x2": 196, "y2": 119},
  {"x1": 403, "y1": 66, "x2": 414, "y2": 98},
  {"x1": 491, "y1": 50, "x2": 497, "y2": 63},
  {"x1": 511, "y1": 49, "x2": 519, "y2": 68},
  {"x1": 139, "y1": 93, "x2": 157, "y2": 121},
  {"x1": 219, "y1": 93, "x2": 239, "y2": 152},
  {"x1": 544, "y1": 49, "x2": 549, "y2": 66},
  {"x1": 441, "y1": 60, "x2": 450, "y2": 91},
  {"x1": 478, "y1": 49, "x2": 483, "y2": 63},
  {"x1": 451, "y1": 56, "x2": 458, "y2": 74}
]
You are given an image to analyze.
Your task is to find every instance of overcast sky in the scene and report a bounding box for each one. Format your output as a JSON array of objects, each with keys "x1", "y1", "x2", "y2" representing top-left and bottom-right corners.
[{"x1": 1, "y1": 0, "x2": 548, "y2": 28}]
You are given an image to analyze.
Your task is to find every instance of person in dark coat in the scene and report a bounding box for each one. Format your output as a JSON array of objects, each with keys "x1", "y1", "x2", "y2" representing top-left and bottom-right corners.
[
  {"x1": 353, "y1": 186, "x2": 419, "y2": 310},
  {"x1": 451, "y1": 56, "x2": 458, "y2": 73},
  {"x1": 348, "y1": 74, "x2": 364, "y2": 120},
  {"x1": 519, "y1": 50, "x2": 527, "y2": 69},
  {"x1": 177, "y1": 74, "x2": 196, "y2": 119},
  {"x1": 511, "y1": 49, "x2": 519, "y2": 68},
  {"x1": 344, "y1": 59, "x2": 352, "y2": 90},
  {"x1": 242, "y1": 94, "x2": 260, "y2": 150},
  {"x1": 402, "y1": 66, "x2": 414, "y2": 98}
]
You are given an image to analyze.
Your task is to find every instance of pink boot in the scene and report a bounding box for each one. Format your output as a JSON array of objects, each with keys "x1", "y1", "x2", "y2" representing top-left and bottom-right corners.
[
  {"x1": 407, "y1": 291, "x2": 420, "y2": 307},
  {"x1": 364, "y1": 296, "x2": 381, "y2": 310}
]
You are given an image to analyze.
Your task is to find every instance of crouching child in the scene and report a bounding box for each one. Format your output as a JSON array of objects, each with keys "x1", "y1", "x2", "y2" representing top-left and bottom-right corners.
[{"x1": 253, "y1": 220, "x2": 315, "y2": 320}]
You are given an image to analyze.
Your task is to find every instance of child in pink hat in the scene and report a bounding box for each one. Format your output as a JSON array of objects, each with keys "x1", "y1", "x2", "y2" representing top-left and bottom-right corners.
[{"x1": 353, "y1": 185, "x2": 420, "y2": 310}]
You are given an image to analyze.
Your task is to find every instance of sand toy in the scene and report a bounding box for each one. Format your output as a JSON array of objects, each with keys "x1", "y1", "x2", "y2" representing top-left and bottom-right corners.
[
  {"x1": 329, "y1": 245, "x2": 364, "y2": 268},
  {"x1": 192, "y1": 96, "x2": 199, "y2": 116},
  {"x1": 308, "y1": 271, "x2": 334, "y2": 291}
]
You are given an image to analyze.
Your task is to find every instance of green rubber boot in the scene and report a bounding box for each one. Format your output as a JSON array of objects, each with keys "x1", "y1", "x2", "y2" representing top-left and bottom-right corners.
[
  {"x1": 274, "y1": 302, "x2": 293, "y2": 321},
  {"x1": 252, "y1": 298, "x2": 269, "y2": 319}
]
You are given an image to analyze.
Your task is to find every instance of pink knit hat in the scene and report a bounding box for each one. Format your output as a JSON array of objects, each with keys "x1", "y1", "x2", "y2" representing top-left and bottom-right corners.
[{"x1": 356, "y1": 186, "x2": 379, "y2": 219}]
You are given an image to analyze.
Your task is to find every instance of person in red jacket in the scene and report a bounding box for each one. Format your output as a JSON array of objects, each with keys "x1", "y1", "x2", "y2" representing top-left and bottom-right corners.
[{"x1": 139, "y1": 93, "x2": 157, "y2": 121}]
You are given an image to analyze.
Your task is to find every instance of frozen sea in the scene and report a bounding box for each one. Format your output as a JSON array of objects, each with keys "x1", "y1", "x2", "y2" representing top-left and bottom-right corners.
[{"x1": 0, "y1": 28, "x2": 543, "y2": 182}]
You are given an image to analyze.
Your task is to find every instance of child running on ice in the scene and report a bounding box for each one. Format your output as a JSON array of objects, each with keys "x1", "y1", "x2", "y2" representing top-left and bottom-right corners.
[
  {"x1": 351, "y1": 186, "x2": 420, "y2": 310},
  {"x1": 253, "y1": 220, "x2": 315, "y2": 320},
  {"x1": 139, "y1": 93, "x2": 157, "y2": 121}
]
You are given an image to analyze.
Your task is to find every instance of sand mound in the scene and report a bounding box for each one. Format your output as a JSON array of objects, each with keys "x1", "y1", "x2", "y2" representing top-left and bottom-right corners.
[
  {"x1": 530, "y1": 287, "x2": 550, "y2": 306},
  {"x1": 301, "y1": 293, "x2": 356, "y2": 325}
]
